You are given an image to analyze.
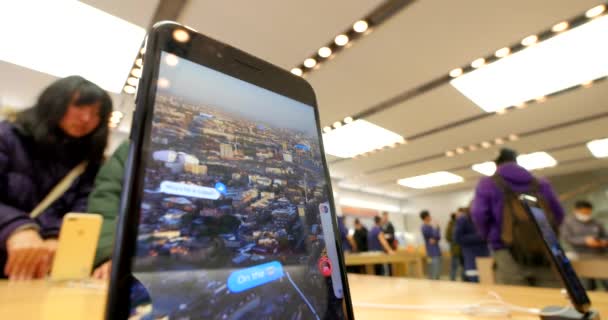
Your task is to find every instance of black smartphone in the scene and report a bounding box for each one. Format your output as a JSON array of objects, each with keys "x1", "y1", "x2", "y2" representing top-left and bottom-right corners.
[
  {"x1": 105, "y1": 21, "x2": 354, "y2": 320},
  {"x1": 519, "y1": 195, "x2": 591, "y2": 314}
]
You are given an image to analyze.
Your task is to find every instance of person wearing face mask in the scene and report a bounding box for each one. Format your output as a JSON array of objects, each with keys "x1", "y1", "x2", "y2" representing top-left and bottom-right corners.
[{"x1": 561, "y1": 200, "x2": 608, "y2": 291}]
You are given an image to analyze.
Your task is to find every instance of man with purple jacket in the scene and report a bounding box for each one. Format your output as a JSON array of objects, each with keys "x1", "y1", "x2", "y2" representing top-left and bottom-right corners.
[
  {"x1": 420, "y1": 210, "x2": 442, "y2": 280},
  {"x1": 471, "y1": 148, "x2": 565, "y2": 287}
]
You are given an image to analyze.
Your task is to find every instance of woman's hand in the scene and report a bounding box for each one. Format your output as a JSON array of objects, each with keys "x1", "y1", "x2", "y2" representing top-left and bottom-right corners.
[
  {"x1": 92, "y1": 260, "x2": 111, "y2": 280},
  {"x1": 5, "y1": 229, "x2": 54, "y2": 280}
]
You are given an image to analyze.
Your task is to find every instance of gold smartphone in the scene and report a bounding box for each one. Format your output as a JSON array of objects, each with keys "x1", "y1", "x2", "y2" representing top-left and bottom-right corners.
[{"x1": 50, "y1": 213, "x2": 103, "y2": 281}]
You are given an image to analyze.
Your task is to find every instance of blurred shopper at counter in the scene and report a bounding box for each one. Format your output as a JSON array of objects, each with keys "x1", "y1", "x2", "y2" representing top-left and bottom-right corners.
[
  {"x1": 381, "y1": 211, "x2": 397, "y2": 250},
  {"x1": 454, "y1": 208, "x2": 489, "y2": 283},
  {"x1": 561, "y1": 200, "x2": 608, "y2": 290},
  {"x1": 352, "y1": 218, "x2": 368, "y2": 253},
  {"x1": 368, "y1": 216, "x2": 395, "y2": 275},
  {"x1": 420, "y1": 210, "x2": 442, "y2": 280},
  {"x1": 0, "y1": 76, "x2": 112, "y2": 280},
  {"x1": 471, "y1": 148, "x2": 565, "y2": 287},
  {"x1": 446, "y1": 212, "x2": 463, "y2": 281}
]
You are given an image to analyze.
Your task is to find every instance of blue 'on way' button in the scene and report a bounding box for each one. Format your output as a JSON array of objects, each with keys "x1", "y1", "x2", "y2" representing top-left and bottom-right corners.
[{"x1": 227, "y1": 261, "x2": 284, "y2": 293}]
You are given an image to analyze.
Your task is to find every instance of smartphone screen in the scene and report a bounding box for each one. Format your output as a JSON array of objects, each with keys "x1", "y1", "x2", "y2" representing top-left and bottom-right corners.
[
  {"x1": 524, "y1": 199, "x2": 591, "y2": 312},
  {"x1": 126, "y1": 51, "x2": 347, "y2": 319}
]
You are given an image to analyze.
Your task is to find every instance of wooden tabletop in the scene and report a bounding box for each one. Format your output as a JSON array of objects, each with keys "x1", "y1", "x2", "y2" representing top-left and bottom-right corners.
[{"x1": 1, "y1": 274, "x2": 606, "y2": 319}]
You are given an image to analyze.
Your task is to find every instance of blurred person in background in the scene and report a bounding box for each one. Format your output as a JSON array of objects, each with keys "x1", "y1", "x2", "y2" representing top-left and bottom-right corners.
[
  {"x1": 368, "y1": 216, "x2": 395, "y2": 275},
  {"x1": 454, "y1": 207, "x2": 490, "y2": 282},
  {"x1": 381, "y1": 211, "x2": 397, "y2": 275},
  {"x1": 0, "y1": 76, "x2": 112, "y2": 280},
  {"x1": 561, "y1": 200, "x2": 608, "y2": 290},
  {"x1": 352, "y1": 218, "x2": 368, "y2": 253},
  {"x1": 86, "y1": 141, "x2": 129, "y2": 280},
  {"x1": 420, "y1": 210, "x2": 442, "y2": 280},
  {"x1": 381, "y1": 211, "x2": 397, "y2": 250},
  {"x1": 471, "y1": 148, "x2": 565, "y2": 287},
  {"x1": 446, "y1": 212, "x2": 463, "y2": 281}
]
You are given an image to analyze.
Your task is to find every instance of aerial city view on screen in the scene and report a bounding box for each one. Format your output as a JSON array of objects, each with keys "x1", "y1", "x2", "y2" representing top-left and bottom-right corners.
[{"x1": 129, "y1": 54, "x2": 345, "y2": 320}]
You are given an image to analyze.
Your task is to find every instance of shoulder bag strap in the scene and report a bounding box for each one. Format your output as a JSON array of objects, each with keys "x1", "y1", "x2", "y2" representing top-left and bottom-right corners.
[{"x1": 29, "y1": 161, "x2": 88, "y2": 219}]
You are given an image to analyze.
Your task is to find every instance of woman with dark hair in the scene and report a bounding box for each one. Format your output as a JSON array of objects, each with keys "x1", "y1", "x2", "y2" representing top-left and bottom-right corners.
[{"x1": 0, "y1": 75, "x2": 112, "y2": 280}]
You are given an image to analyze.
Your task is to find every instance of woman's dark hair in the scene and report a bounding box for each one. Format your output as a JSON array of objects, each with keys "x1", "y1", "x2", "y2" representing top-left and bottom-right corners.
[{"x1": 15, "y1": 75, "x2": 112, "y2": 164}]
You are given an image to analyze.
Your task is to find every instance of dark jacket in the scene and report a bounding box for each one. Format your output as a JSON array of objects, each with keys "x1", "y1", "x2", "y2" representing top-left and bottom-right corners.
[
  {"x1": 454, "y1": 214, "x2": 489, "y2": 273},
  {"x1": 471, "y1": 162, "x2": 565, "y2": 250},
  {"x1": 87, "y1": 142, "x2": 129, "y2": 266},
  {"x1": 0, "y1": 121, "x2": 98, "y2": 274},
  {"x1": 445, "y1": 219, "x2": 461, "y2": 257},
  {"x1": 561, "y1": 215, "x2": 607, "y2": 257}
]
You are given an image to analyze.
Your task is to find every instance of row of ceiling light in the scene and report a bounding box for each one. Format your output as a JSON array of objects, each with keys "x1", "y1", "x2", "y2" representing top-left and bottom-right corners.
[
  {"x1": 108, "y1": 110, "x2": 124, "y2": 129},
  {"x1": 321, "y1": 3, "x2": 607, "y2": 161},
  {"x1": 397, "y1": 137, "x2": 608, "y2": 190},
  {"x1": 123, "y1": 47, "x2": 145, "y2": 94},
  {"x1": 445, "y1": 134, "x2": 519, "y2": 157},
  {"x1": 291, "y1": 19, "x2": 371, "y2": 77}
]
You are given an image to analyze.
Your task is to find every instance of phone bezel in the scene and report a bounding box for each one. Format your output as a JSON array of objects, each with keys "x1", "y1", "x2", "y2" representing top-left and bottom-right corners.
[
  {"x1": 519, "y1": 195, "x2": 591, "y2": 314},
  {"x1": 106, "y1": 21, "x2": 354, "y2": 319}
]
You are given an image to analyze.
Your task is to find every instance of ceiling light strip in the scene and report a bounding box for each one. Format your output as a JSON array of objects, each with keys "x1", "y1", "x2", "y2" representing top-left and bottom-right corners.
[
  {"x1": 321, "y1": 4, "x2": 607, "y2": 127},
  {"x1": 292, "y1": 0, "x2": 415, "y2": 77}
]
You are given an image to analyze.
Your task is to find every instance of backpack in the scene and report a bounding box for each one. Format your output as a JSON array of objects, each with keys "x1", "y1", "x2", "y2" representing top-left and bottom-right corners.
[{"x1": 492, "y1": 175, "x2": 557, "y2": 266}]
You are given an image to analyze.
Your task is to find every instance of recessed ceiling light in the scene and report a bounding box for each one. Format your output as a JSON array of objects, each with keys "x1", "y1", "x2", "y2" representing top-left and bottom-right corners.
[
  {"x1": 468, "y1": 144, "x2": 478, "y2": 151},
  {"x1": 126, "y1": 76, "x2": 139, "y2": 86},
  {"x1": 397, "y1": 171, "x2": 464, "y2": 189},
  {"x1": 344, "y1": 116, "x2": 354, "y2": 124},
  {"x1": 494, "y1": 137, "x2": 505, "y2": 145},
  {"x1": 495, "y1": 47, "x2": 511, "y2": 58},
  {"x1": 323, "y1": 126, "x2": 332, "y2": 133},
  {"x1": 456, "y1": 147, "x2": 465, "y2": 154},
  {"x1": 496, "y1": 108, "x2": 507, "y2": 115},
  {"x1": 521, "y1": 35, "x2": 538, "y2": 46},
  {"x1": 586, "y1": 5, "x2": 606, "y2": 18},
  {"x1": 517, "y1": 152, "x2": 557, "y2": 170},
  {"x1": 123, "y1": 85, "x2": 136, "y2": 94},
  {"x1": 587, "y1": 138, "x2": 608, "y2": 158},
  {"x1": 135, "y1": 58, "x2": 143, "y2": 68},
  {"x1": 333, "y1": 121, "x2": 342, "y2": 129},
  {"x1": 172, "y1": 29, "x2": 190, "y2": 43},
  {"x1": 471, "y1": 58, "x2": 485, "y2": 68},
  {"x1": 508, "y1": 134, "x2": 519, "y2": 141},
  {"x1": 130, "y1": 68, "x2": 142, "y2": 78},
  {"x1": 291, "y1": 68, "x2": 303, "y2": 76},
  {"x1": 111, "y1": 111, "x2": 123, "y2": 118},
  {"x1": 449, "y1": 68, "x2": 463, "y2": 78},
  {"x1": 335, "y1": 34, "x2": 349, "y2": 46},
  {"x1": 535, "y1": 96, "x2": 547, "y2": 103},
  {"x1": 304, "y1": 58, "x2": 317, "y2": 68},
  {"x1": 353, "y1": 20, "x2": 369, "y2": 33},
  {"x1": 481, "y1": 141, "x2": 492, "y2": 148},
  {"x1": 581, "y1": 80, "x2": 593, "y2": 88},
  {"x1": 446, "y1": 150, "x2": 455, "y2": 157},
  {"x1": 450, "y1": 15, "x2": 608, "y2": 113},
  {"x1": 318, "y1": 47, "x2": 332, "y2": 58},
  {"x1": 552, "y1": 21, "x2": 569, "y2": 33},
  {"x1": 0, "y1": 1, "x2": 145, "y2": 93},
  {"x1": 322, "y1": 119, "x2": 405, "y2": 158},
  {"x1": 140, "y1": 47, "x2": 146, "y2": 55},
  {"x1": 472, "y1": 161, "x2": 497, "y2": 176}
]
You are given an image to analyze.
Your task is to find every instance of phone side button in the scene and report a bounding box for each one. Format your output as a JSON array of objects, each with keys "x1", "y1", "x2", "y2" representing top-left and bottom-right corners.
[{"x1": 129, "y1": 111, "x2": 138, "y2": 140}]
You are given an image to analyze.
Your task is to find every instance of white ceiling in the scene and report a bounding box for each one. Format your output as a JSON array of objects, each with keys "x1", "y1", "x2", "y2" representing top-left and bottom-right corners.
[{"x1": 1, "y1": 0, "x2": 606, "y2": 201}]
